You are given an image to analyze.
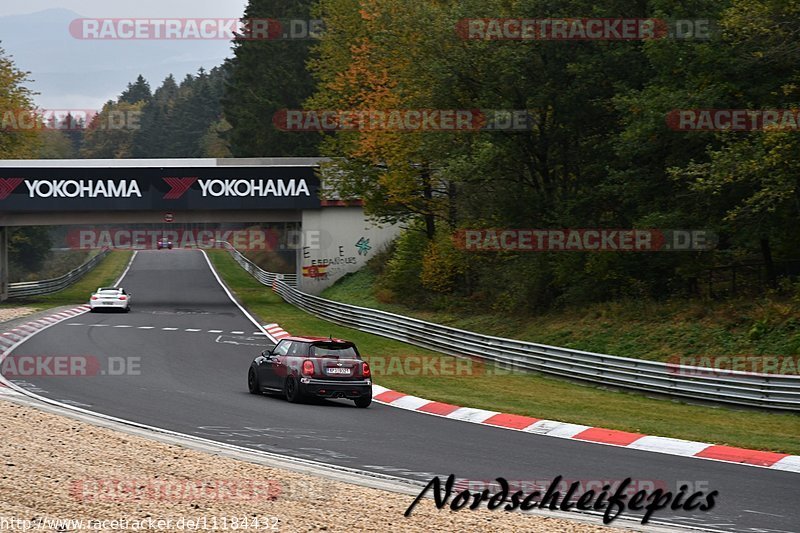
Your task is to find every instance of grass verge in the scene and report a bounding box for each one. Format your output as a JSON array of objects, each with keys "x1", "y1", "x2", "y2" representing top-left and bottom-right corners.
[
  {"x1": 7, "y1": 250, "x2": 133, "y2": 310},
  {"x1": 322, "y1": 270, "x2": 800, "y2": 363},
  {"x1": 208, "y1": 250, "x2": 800, "y2": 454}
]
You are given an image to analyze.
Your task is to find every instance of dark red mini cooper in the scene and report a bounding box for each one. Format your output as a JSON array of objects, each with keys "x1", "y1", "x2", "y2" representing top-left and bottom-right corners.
[{"x1": 248, "y1": 336, "x2": 372, "y2": 408}]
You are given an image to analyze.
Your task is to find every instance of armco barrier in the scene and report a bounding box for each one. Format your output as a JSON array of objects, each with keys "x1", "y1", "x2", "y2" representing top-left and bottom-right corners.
[
  {"x1": 8, "y1": 249, "x2": 111, "y2": 298},
  {"x1": 223, "y1": 242, "x2": 800, "y2": 410},
  {"x1": 218, "y1": 241, "x2": 297, "y2": 287}
]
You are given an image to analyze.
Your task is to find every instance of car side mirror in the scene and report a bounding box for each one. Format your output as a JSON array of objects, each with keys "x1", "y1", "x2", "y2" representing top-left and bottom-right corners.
[{"x1": 261, "y1": 349, "x2": 273, "y2": 358}]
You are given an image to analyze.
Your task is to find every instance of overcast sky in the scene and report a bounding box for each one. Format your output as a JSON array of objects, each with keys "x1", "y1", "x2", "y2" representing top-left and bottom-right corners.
[
  {"x1": 0, "y1": 0, "x2": 248, "y2": 18},
  {"x1": 0, "y1": 1, "x2": 250, "y2": 109}
]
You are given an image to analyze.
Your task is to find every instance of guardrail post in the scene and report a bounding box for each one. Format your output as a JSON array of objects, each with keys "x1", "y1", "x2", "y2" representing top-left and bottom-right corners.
[
  {"x1": 0, "y1": 227, "x2": 7, "y2": 301},
  {"x1": 295, "y1": 236, "x2": 302, "y2": 292}
]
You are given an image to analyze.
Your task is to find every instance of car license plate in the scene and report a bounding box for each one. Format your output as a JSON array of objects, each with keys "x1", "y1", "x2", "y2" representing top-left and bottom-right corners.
[
  {"x1": 103, "y1": 302, "x2": 114, "y2": 305},
  {"x1": 326, "y1": 367, "x2": 351, "y2": 375}
]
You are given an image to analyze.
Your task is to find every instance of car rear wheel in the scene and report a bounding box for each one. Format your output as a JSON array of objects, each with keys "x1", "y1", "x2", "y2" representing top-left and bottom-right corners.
[
  {"x1": 284, "y1": 376, "x2": 304, "y2": 403},
  {"x1": 354, "y1": 395, "x2": 372, "y2": 408},
  {"x1": 248, "y1": 368, "x2": 260, "y2": 395}
]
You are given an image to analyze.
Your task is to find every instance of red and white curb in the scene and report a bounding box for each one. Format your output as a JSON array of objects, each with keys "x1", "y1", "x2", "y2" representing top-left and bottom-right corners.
[
  {"x1": 263, "y1": 323, "x2": 290, "y2": 341},
  {"x1": 0, "y1": 306, "x2": 91, "y2": 396},
  {"x1": 371, "y1": 385, "x2": 800, "y2": 473},
  {"x1": 266, "y1": 322, "x2": 800, "y2": 474}
]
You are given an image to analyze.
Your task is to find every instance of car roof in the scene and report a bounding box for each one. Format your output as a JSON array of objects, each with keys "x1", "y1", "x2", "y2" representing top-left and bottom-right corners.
[
  {"x1": 98, "y1": 287, "x2": 121, "y2": 291},
  {"x1": 281, "y1": 336, "x2": 351, "y2": 344}
]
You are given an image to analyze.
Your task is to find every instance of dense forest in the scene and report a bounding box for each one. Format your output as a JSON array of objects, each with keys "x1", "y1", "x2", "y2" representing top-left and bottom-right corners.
[
  {"x1": 1, "y1": 0, "x2": 798, "y2": 311},
  {"x1": 34, "y1": 69, "x2": 229, "y2": 159}
]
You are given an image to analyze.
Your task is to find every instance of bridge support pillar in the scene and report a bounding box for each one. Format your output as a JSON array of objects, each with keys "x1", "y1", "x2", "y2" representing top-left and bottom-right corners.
[{"x1": 0, "y1": 227, "x2": 7, "y2": 302}]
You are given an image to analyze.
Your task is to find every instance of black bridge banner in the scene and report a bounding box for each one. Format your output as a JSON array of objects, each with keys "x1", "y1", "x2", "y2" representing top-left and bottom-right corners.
[{"x1": 0, "y1": 166, "x2": 321, "y2": 212}]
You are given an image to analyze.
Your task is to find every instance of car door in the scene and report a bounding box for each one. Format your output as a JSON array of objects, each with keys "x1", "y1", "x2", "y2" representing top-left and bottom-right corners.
[
  {"x1": 259, "y1": 340, "x2": 291, "y2": 389},
  {"x1": 284, "y1": 340, "x2": 309, "y2": 377}
]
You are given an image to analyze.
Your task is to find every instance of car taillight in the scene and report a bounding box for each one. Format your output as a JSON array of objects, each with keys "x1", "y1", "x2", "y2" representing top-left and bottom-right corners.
[
  {"x1": 302, "y1": 360, "x2": 314, "y2": 376},
  {"x1": 91, "y1": 296, "x2": 98, "y2": 300},
  {"x1": 118, "y1": 296, "x2": 127, "y2": 300},
  {"x1": 362, "y1": 362, "x2": 371, "y2": 378}
]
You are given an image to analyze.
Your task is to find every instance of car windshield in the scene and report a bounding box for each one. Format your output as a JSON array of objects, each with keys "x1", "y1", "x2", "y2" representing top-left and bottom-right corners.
[{"x1": 310, "y1": 343, "x2": 359, "y2": 359}]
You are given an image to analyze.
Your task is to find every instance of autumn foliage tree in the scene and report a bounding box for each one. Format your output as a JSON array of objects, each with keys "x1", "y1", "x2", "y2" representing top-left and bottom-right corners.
[
  {"x1": 306, "y1": 0, "x2": 800, "y2": 310},
  {"x1": 0, "y1": 45, "x2": 39, "y2": 158}
]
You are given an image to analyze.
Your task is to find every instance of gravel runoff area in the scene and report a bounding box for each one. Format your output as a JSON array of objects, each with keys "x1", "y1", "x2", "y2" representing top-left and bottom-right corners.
[
  {"x1": 0, "y1": 307, "x2": 38, "y2": 323},
  {"x1": 0, "y1": 400, "x2": 614, "y2": 533}
]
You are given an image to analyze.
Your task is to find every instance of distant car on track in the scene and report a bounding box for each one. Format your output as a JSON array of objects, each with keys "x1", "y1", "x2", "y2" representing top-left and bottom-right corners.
[
  {"x1": 248, "y1": 336, "x2": 372, "y2": 408},
  {"x1": 89, "y1": 287, "x2": 131, "y2": 312},
  {"x1": 157, "y1": 239, "x2": 173, "y2": 250}
]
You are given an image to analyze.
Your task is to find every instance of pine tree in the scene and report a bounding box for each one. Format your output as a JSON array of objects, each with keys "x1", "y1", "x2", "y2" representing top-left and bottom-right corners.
[
  {"x1": 223, "y1": 0, "x2": 320, "y2": 157},
  {"x1": 120, "y1": 74, "x2": 152, "y2": 104},
  {"x1": 132, "y1": 75, "x2": 178, "y2": 157}
]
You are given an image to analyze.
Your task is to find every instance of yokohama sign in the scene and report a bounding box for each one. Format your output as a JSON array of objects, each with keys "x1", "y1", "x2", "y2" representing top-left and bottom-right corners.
[{"x1": 0, "y1": 166, "x2": 320, "y2": 211}]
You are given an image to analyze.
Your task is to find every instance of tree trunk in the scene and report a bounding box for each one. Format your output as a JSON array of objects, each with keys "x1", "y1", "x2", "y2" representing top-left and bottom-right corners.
[
  {"x1": 760, "y1": 237, "x2": 777, "y2": 289},
  {"x1": 422, "y1": 168, "x2": 435, "y2": 239},
  {"x1": 448, "y1": 181, "x2": 457, "y2": 229}
]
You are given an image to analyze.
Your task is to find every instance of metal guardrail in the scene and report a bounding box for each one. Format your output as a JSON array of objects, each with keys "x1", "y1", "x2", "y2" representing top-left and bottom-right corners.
[
  {"x1": 222, "y1": 240, "x2": 800, "y2": 411},
  {"x1": 218, "y1": 241, "x2": 298, "y2": 287},
  {"x1": 8, "y1": 249, "x2": 111, "y2": 298},
  {"x1": 271, "y1": 280, "x2": 800, "y2": 411}
]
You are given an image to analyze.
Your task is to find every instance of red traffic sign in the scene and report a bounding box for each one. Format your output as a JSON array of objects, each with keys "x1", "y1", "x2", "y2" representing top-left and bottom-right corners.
[{"x1": 164, "y1": 212, "x2": 174, "y2": 223}]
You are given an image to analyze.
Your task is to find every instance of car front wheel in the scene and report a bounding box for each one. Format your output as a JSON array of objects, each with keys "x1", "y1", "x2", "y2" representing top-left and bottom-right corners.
[{"x1": 248, "y1": 368, "x2": 260, "y2": 394}]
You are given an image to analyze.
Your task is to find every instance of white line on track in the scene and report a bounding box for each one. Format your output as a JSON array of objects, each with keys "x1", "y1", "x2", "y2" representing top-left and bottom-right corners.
[
  {"x1": 199, "y1": 250, "x2": 272, "y2": 341},
  {"x1": 114, "y1": 250, "x2": 138, "y2": 286},
  {"x1": 742, "y1": 510, "x2": 784, "y2": 517},
  {"x1": 2, "y1": 253, "x2": 775, "y2": 533},
  {"x1": 58, "y1": 323, "x2": 259, "y2": 336}
]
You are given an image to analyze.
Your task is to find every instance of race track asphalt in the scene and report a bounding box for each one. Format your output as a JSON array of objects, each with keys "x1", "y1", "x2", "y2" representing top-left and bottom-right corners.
[{"x1": 6, "y1": 250, "x2": 798, "y2": 532}]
